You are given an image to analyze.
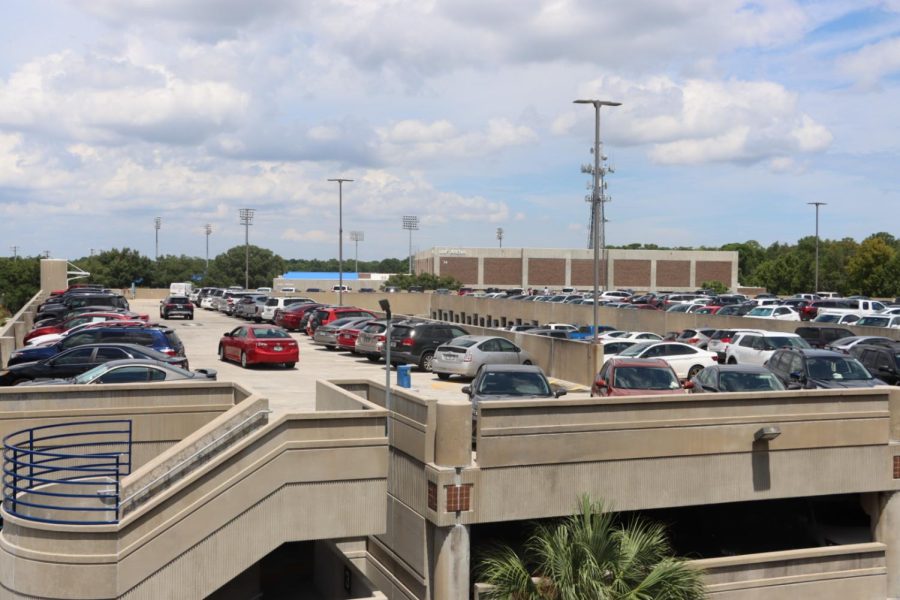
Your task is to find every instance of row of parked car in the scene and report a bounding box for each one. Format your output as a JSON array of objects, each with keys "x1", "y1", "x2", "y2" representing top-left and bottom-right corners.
[{"x1": 1, "y1": 284, "x2": 208, "y2": 387}]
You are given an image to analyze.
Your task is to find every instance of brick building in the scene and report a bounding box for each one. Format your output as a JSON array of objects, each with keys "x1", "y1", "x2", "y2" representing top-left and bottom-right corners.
[{"x1": 414, "y1": 247, "x2": 739, "y2": 292}]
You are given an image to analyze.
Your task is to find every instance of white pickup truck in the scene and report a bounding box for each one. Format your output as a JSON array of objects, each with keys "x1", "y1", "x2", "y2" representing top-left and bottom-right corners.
[{"x1": 817, "y1": 299, "x2": 888, "y2": 319}]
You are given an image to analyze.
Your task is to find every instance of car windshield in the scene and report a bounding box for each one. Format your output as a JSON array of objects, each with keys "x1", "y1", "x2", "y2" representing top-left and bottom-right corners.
[
  {"x1": 762, "y1": 337, "x2": 809, "y2": 350},
  {"x1": 613, "y1": 366, "x2": 680, "y2": 390},
  {"x1": 718, "y1": 372, "x2": 785, "y2": 391},
  {"x1": 815, "y1": 314, "x2": 839, "y2": 323},
  {"x1": 857, "y1": 317, "x2": 889, "y2": 327},
  {"x1": 477, "y1": 371, "x2": 551, "y2": 396},
  {"x1": 617, "y1": 342, "x2": 654, "y2": 357},
  {"x1": 806, "y1": 357, "x2": 872, "y2": 381},
  {"x1": 748, "y1": 307, "x2": 773, "y2": 316},
  {"x1": 253, "y1": 328, "x2": 290, "y2": 339}
]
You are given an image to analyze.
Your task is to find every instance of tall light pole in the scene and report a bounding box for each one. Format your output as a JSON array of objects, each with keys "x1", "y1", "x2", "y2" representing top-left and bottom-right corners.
[
  {"x1": 574, "y1": 98, "x2": 621, "y2": 344},
  {"x1": 402, "y1": 215, "x2": 419, "y2": 276},
  {"x1": 350, "y1": 231, "x2": 364, "y2": 274},
  {"x1": 328, "y1": 178, "x2": 353, "y2": 306},
  {"x1": 239, "y1": 208, "x2": 255, "y2": 290},
  {"x1": 10, "y1": 246, "x2": 19, "y2": 259},
  {"x1": 496, "y1": 227, "x2": 504, "y2": 248},
  {"x1": 808, "y1": 202, "x2": 826, "y2": 293},
  {"x1": 154, "y1": 217, "x2": 161, "y2": 260},
  {"x1": 204, "y1": 224, "x2": 212, "y2": 273}
]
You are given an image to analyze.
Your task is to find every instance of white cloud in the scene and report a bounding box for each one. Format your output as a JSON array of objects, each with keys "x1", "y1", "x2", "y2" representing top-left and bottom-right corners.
[
  {"x1": 837, "y1": 36, "x2": 900, "y2": 88},
  {"x1": 0, "y1": 51, "x2": 249, "y2": 145},
  {"x1": 376, "y1": 118, "x2": 537, "y2": 163},
  {"x1": 281, "y1": 228, "x2": 330, "y2": 242}
]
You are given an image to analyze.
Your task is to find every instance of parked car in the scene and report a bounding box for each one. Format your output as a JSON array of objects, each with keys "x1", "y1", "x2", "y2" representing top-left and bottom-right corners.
[
  {"x1": 306, "y1": 307, "x2": 377, "y2": 335},
  {"x1": 591, "y1": 358, "x2": 688, "y2": 397},
  {"x1": 463, "y1": 364, "x2": 566, "y2": 424},
  {"x1": 675, "y1": 328, "x2": 717, "y2": 348},
  {"x1": 24, "y1": 312, "x2": 142, "y2": 343},
  {"x1": 855, "y1": 315, "x2": 900, "y2": 329},
  {"x1": 386, "y1": 322, "x2": 470, "y2": 371},
  {"x1": 7, "y1": 325, "x2": 185, "y2": 366},
  {"x1": 312, "y1": 317, "x2": 373, "y2": 350},
  {"x1": 159, "y1": 295, "x2": 194, "y2": 320},
  {"x1": 336, "y1": 319, "x2": 376, "y2": 352},
  {"x1": 717, "y1": 304, "x2": 754, "y2": 317},
  {"x1": 0, "y1": 343, "x2": 189, "y2": 386},
  {"x1": 274, "y1": 303, "x2": 325, "y2": 332},
  {"x1": 25, "y1": 319, "x2": 149, "y2": 348},
  {"x1": 16, "y1": 359, "x2": 216, "y2": 386},
  {"x1": 745, "y1": 306, "x2": 801, "y2": 321},
  {"x1": 600, "y1": 331, "x2": 663, "y2": 342},
  {"x1": 794, "y1": 326, "x2": 854, "y2": 349},
  {"x1": 432, "y1": 336, "x2": 533, "y2": 380},
  {"x1": 812, "y1": 312, "x2": 860, "y2": 325},
  {"x1": 218, "y1": 325, "x2": 299, "y2": 368},
  {"x1": 201, "y1": 288, "x2": 225, "y2": 310},
  {"x1": 724, "y1": 331, "x2": 809, "y2": 366},
  {"x1": 600, "y1": 340, "x2": 637, "y2": 358},
  {"x1": 612, "y1": 341, "x2": 718, "y2": 379},
  {"x1": 706, "y1": 329, "x2": 764, "y2": 360},
  {"x1": 36, "y1": 293, "x2": 130, "y2": 322},
  {"x1": 232, "y1": 294, "x2": 269, "y2": 320},
  {"x1": 355, "y1": 319, "x2": 402, "y2": 362},
  {"x1": 688, "y1": 364, "x2": 786, "y2": 393},
  {"x1": 766, "y1": 348, "x2": 884, "y2": 389},
  {"x1": 528, "y1": 329, "x2": 573, "y2": 339},
  {"x1": 259, "y1": 297, "x2": 314, "y2": 323},
  {"x1": 825, "y1": 335, "x2": 896, "y2": 354},
  {"x1": 851, "y1": 343, "x2": 900, "y2": 385}
]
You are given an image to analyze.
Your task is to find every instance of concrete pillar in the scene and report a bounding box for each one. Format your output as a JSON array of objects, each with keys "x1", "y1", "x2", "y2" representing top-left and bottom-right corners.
[
  {"x1": 0, "y1": 337, "x2": 14, "y2": 369},
  {"x1": 429, "y1": 523, "x2": 470, "y2": 600},
  {"x1": 875, "y1": 491, "x2": 900, "y2": 599},
  {"x1": 689, "y1": 259, "x2": 697, "y2": 289},
  {"x1": 477, "y1": 257, "x2": 484, "y2": 287},
  {"x1": 564, "y1": 257, "x2": 572, "y2": 287},
  {"x1": 650, "y1": 260, "x2": 658, "y2": 292},
  {"x1": 521, "y1": 250, "x2": 529, "y2": 290}
]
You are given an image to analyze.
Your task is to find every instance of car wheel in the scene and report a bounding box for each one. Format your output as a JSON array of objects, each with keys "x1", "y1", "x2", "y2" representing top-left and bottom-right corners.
[
  {"x1": 687, "y1": 365, "x2": 703, "y2": 379},
  {"x1": 420, "y1": 352, "x2": 434, "y2": 372},
  {"x1": 218, "y1": 345, "x2": 226, "y2": 361},
  {"x1": 436, "y1": 372, "x2": 451, "y2": 380},
  {"x1": 727, "y1": 357, "x2": 737, "y2": 365},
  {"x1": 366, "y1": 355, "x2": 380, "y2": 362},
  {"x1": 522, "y1": 360, "x2": 532, "y2": 365},
  {"x1": 188, "y1": 315, "x2": 194, "y2": 320},
  {"x1": 240, "y1": 351, "x2": 249, "y2": 368},
  {"x1": 284, "y1": 362, "x2": 296, "y2": 369}
]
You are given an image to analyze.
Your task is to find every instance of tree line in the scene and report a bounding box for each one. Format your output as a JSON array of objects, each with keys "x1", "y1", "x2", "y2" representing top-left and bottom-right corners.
[{"x1": 2, "y1": 232, "x2": 899, "y2": 314}]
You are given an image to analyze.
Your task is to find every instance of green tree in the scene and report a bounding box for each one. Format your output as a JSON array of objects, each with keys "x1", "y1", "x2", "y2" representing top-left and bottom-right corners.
[
  {"x1": 847, "y1": 234, "x2": 900, "y2": 297},
  {"x1": 150, "y1": 254, "x2": 208, "y2": 287},
  {"x1": 720, "y1": 241, "x2": 765, "y2": 285},
  {"x1": 206, "y1": 245, "x2": 285, "y2": 289},
  {"x1": 0, "y1": 257, "x2": 40, "y2": 313},
  {"x1": 478, "y1": 496, "x2": 706, "y2": 599},
  {"x1": 383, "y1": 272, "x2": 461, "y2": 290},
  {"x1": 699, "y1": 280, "x2": 728, "y2": 294},
  {"x1": 70, "y1": 248, "x2": 154, "y2": 289}
]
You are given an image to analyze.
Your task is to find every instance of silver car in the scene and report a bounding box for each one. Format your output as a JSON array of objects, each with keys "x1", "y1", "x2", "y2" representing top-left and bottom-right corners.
[
  {"x1": 312, "y1": 317, "x2": 371, "y2": 349},
  {"x1": 432, "y1": 335, "x2": 533, "y2": 380}
]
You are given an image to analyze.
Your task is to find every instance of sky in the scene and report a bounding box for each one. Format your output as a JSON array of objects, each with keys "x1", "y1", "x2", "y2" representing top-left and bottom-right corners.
[{"x1": 0, "y1": 0, "x2": 898, "y2": 262}]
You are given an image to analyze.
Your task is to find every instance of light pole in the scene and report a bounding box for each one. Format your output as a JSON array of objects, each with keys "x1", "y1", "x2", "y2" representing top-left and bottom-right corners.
[
  {"x1": 328, "y1": 178, "x2": 353, "y2": 306},
  {"x1": 204, "y1": 224, "x2": 212, "y2": 273},
  {"x1": 350, "y1": 231, "x2": 364, "y2": 274},
  {"x1": 496, "y1": 227, "x2": 504, "y2": 248},
  {"x1": 402, "y1": 215, "x2": 419, "y2": 276},
  {"x1": 10, "y1": 246, "x2": 19, "y2": 259},
  {"x1": 574, "y1": 98, "x2": 621, "y2": 344},
  {"x1": 808, "y1": 202, "x2": 826, "y2": 293},
  {"x1": 239, "y1": 208, "x2": 255, "y2": 290},
  {"x1": 154, "y1": 217, "x2": 161, "y2": 260}
]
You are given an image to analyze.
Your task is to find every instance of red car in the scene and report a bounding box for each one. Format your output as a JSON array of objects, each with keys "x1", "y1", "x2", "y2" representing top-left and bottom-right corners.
[
  {"x1": 274, "y1": 303, "x2": 324, "y2": 332},
  {"x1": 591, "y1": 358, "x2": 692, "y2": 397},
  {"x1": 335, "y1": 320, "x2": 375, "y2": 352},
  {"x1": 25, "y1": 312, "x2": 146, "y2": 343},
  {"x1": 305, "y1": 307, "x2": 377, "y2": 335},
  {"x1": 218, "y1": 325, "x2": 299, "y2": 368}
]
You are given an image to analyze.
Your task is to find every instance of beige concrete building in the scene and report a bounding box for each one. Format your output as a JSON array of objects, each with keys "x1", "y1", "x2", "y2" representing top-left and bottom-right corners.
[{"x1": 414, "y1": 246, "x2": 739, "y2": 292}]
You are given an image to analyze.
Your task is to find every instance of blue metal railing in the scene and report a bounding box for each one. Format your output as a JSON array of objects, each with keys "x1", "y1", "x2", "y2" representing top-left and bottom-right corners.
[{"x1": 2, "y1": 420, "x2": 132, "y2": 525}]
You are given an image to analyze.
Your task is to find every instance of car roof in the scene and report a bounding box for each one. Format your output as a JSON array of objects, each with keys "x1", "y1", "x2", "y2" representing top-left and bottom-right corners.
[
  {"x1": 478, "y1": 364, "x2": 545, "y2": 373},
  {"x1": 711, "y1": 364, "x2": 776, "y2": 373},
  {"x1": 607, "y1": 358, "x2": 671, "y2": 368},
  {"x1": 778, "y1": 348, "x2": 845, "y2": 357}
]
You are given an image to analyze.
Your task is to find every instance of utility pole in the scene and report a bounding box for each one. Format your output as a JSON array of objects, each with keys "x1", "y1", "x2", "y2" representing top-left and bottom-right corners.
[
  {"x1": 154, "y1": 217, "x2": 161, "y2": 260},
  {"x1": 328, "y1": 178, "x2": 353, "y2": 306},
  {"x1": 574, "y1": 98, "x2": 621, "y2": 344},
  {"x1": 808, "y1": 202, "x2": 826, "y2": 293},
  {"x1": 204, "y1": 224, "x2": 212, "y2": 272},
  {"x1": 350, "y1": 231, "x2": 364, "y2": 274},
  {"x1": 10, "y1": 246, "x2": 19, "y2": 259},
  {"x1": 402, "y1": 216, "x2": 419, "y2": 276},
  {"x1": 239, "y1": 209, "x2": 255, "y2": 290}
]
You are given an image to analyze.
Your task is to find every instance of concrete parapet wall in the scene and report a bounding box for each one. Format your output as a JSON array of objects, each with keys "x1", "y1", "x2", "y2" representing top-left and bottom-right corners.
[{"x1": 0, "y1": 290, "x2": 42, "y2": 368}]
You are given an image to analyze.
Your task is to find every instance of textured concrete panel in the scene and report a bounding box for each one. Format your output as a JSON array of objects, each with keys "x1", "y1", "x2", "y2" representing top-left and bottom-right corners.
[
  {"x1": 656, "y1": 260, "x2": 691, "y2": 287},
  {"x1": 613, "y1": 259, "x2": 651, "y2": 288},
  {"x1": 528, "y1": 259, "x2": 565, "y2": 286},
  {"x1": 483, "y1": 258, "x2": 523, "y2": 286}
]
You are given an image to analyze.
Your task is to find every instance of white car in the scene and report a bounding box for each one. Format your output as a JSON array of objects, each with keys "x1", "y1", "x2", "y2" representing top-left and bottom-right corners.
[
  {"x1": 855, "y1": 314, "x2": 900, "y2": 329},
  {"x1": 881, "y1": 307, "x2": 900, "y2": 315},
  {"x1": 259, "y1": 297, "x2": 315, "y2": 322},
  {"x1": 613, "y1": 341, "x2": 718, "y2": 379},
  {"x1": 706, "y1": 329, "x2": 765, "y2": 358},
  {"x1": 724, "y1": 331, "x2": 809, "y2": 366},
  {"x1": 543, "y1": 323, "x2": 578, "y2": 332},
  {"x1": 600, "y1": 331, "x2": 663, "y2": 342},
  {"x1": 600, "y1": 339, "x2": 637, "y2": 359},
  {"x1": 745, "y1": 306, "x2": 801, "y2": 321},
  {"x1": 813, "y1": 312, "x2": 861, "y2": 325}
]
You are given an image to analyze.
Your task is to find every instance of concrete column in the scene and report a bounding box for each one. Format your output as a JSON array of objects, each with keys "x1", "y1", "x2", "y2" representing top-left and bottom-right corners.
[
  {"x1": 689, "y1": 260, "x2": 697, "y2": 289},
  {"x1": 429, "y1": 523, "x2": 470, "y2": 600},
  {"x1": 874, "y1": 491, "x2": 900, "y2": 599},
  {"x1": 564, "y1": 257, "x2": 572, "y2": 287},
  {"x1": 521, "y1": 249, "x2": 528, "y2": 290},
  {"x1": 0, "y1": 337, "x2": 14, "y2": 369},
  {"x1": 650, "y1": 260, "x2": 658, "y2": 292},
  {"x1": 477, "y1": 257, "x2": 484, "y2": 287}
]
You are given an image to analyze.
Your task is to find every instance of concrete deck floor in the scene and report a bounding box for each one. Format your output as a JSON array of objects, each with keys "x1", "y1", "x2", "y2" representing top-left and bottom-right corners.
[{"x1": 134, "y1": 299, "x2": 588, "y2": 415}]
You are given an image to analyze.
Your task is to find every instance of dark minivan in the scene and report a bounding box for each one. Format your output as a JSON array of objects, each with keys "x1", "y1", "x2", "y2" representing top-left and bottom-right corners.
[
  {"x1": 795, "y1": 326, "x2": 854, "y2": 349},
  {"x1": 387, "y1": 322, "x2": 469, "y2": 371}
]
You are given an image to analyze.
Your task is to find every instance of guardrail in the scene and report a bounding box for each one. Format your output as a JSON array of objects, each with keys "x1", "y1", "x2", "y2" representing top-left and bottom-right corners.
[{"x1": 2, "y1": 420, "x2": 132, "y2": 525}]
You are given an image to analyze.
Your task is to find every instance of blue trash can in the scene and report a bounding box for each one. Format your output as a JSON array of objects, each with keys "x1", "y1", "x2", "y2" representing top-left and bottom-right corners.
[{"x1": 396, "y1": 365, "x2": 412, "y2": 388}]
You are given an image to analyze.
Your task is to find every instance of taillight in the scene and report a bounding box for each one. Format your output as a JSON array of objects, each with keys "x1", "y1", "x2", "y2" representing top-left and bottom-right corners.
[
  {"x1": 377, "y1": 334, "x2": 385, "y2": 342},
  {"x1": 721, "y1": 337, "x2": 731, "y2": 343},
  {"x1": 463, "y1": 353, "x2": 472, "y2": 362},
  {"x1": 687, "y1": 338, "x2": 699, "y2": 344},
  {"x1": 257, "y1": 342, "x2": 270, "y2": 348},
  {"x1": 401, "y1": 337, "x2": 414, "y2": 347},
  {"x1": 162, "y1": 349, "x2": 177, "y2": 357}
]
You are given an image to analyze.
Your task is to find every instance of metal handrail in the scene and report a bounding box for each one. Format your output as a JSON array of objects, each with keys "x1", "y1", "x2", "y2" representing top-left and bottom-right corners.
[
  {"x1": 118, "y1": 409, "x2": 271, "y2": 513},
  {"x1": 2, "y1": 420, "x2": 132, "y2": 525}
]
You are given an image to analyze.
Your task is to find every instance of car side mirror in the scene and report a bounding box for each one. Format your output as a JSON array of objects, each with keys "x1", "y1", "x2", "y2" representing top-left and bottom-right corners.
[
  {"x1": 683, "y1": 381, "x2": 695, "y2": 389},
  {"x1": 554, "y1": 388, "x2": 567, "y2": 398},
  {"x1": 223, "y1": 332, "x2": 232, "y2": 337},
  {"x1": 461, "y1": 386, "x2": 471, "y2": 395},
  {"x1": 595, "y1": 378, "x2": 608, "y2": 389}
]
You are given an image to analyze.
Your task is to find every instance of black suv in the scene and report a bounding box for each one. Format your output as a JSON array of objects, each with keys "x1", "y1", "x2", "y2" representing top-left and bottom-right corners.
[
  {"x1": 387, "y1": 321, "x2": 469, "y2": 371},
  {"x1": 37, "y1": 293, "x2": 129, "y2": 322},
  {"x1": 794, "y1": 326, "x2": 854, "y2": 349},
  {"x1": 851, "y1": 343, "x2": 900, "y2": 385},
  {"x1": 160, "y1": 295, "x2": 194, "y2": 320},
  {"x1": 766, "y1": 348, "x2": 883, "y2": 389}
]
